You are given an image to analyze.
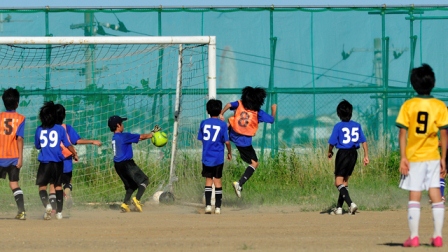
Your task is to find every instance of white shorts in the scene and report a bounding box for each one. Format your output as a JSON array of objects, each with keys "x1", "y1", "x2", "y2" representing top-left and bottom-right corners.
[{"x1": 399, "y1": 160, "x2": 441, "y2": 191}]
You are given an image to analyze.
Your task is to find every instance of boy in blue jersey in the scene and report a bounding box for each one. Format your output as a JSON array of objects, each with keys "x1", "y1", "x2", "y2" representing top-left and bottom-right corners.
[
  {"x1": 219, "y1": 86, "x2": 277, "y2": 198},
  {"x1": 47, "y1": 104, "x2": 102, "y2": 212},
  {"x1": 108, "y1": 115, "x2": 153, "y2": 213},
  {"x1": 328, "y1": 99, "x2": 369, "y2": 215},
  {"x1": 35, "y1": 101, "x2": 78, "y2": 220},
  {"x1": 198, "y1": 99, "x2": 232, "y2": 214}
]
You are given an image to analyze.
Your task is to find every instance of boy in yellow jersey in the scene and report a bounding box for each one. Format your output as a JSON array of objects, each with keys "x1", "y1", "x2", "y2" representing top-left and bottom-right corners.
[
  {"x1": 396, "y1": 64, "x2": 448, "y2": 248},
  {"x1": 0, "y1": 88, "x2": 26, "y2": 220}
]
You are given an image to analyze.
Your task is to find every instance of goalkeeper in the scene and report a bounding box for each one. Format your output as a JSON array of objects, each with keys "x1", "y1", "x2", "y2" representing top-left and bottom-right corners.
[{"x1": 108, "y1": 115, "x2": 156, "y2": 212}]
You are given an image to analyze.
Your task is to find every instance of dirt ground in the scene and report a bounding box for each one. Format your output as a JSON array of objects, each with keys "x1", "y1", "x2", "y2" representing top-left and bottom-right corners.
[{"x1": 1, "y1": 203, "x2": 447, "y2": 251}]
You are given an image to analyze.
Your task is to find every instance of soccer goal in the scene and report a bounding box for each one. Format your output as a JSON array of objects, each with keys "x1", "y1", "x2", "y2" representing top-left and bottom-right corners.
[{"x1": 0, "y1": 36, "x2": 216, "y2": 208}]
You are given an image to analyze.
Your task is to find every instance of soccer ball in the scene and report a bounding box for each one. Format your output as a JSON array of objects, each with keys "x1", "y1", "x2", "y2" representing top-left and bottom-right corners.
[{"x1": 151, "y1": 131, "x2": 168, "y2": 147}]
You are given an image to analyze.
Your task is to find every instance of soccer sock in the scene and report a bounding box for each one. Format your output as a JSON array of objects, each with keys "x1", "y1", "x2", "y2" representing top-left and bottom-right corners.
[
  {"x1": 39, "y1": 190, "x2": 49, "y2": 208},
  {"x1": 432, "y1": 202, "x2": 445, "y2": 237},
  {"x1": 135, "y1": 183, "x2": 147, "y2": 201},
  {"x1": 56, "y1": 190, "x2": 63, "y2": 213},
  {"x1": 408, "y1": 201, "x2": 420, "y2": 238},
  {"x1": 49, "y1": 193, "x2": 57, "y2": 211},
  {"x1": 63, "y1": 183, "x2": 73, "y2": 191},
  {"x1": 124, "y1": 188, "x2": 134, "y2": 204},
  {"x1": 440, "y1": 178, "x2": 445, "y2": 198},
  {"x1": 337, "y1": 185, "x2": 352, "y2": 206},
  {"x1": 337, "y1": 193, "x2": 344, "y2": 208},
  {"x1": 12, "y1": 188, "x2": 25, "y2": 212},
  {"x1": 238, "y1": 165, "x2": 255, "y2": 187},
  {"x1": 204, "y1": 186, "x2": 212, "y2": 206},
  {"x1": 215, "y1": 187, "x2": 222, "y2": 208}
]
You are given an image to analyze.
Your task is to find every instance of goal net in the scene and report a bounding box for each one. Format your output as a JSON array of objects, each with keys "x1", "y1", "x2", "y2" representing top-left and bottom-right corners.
[{"x1": 0, "y1": 36, "x2": 216, "y2": 209}]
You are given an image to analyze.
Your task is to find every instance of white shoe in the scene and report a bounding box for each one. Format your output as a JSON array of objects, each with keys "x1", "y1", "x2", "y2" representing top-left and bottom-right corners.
[
  {"x1": 232, "y1": 181, "x2": 242, "y2": 198},
  {"x1": 349, "y1": 203, "x2": 358, "y2": 215},
  {"x1": 43, "y1": 204, "x2": 52, "y2": 220},
  {"x1": 214, "y1": 207, "x2": 221, "y2": 214},
  {"x1": 205, "y1": 205, "x2": 212, "y2": 214},
  {"x1": 331, "y1": 207, "x2": 342, "y2": 215},
  {"x1": 55, "y1": 212, "x2": 63, "y2": 220}
]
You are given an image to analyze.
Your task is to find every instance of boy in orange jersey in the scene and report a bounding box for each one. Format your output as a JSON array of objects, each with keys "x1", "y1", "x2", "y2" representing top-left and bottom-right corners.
[
  {"x1": 220, "y1": 86, "x2": 276, "y2": 198},
  {"x1": 0, "y1": 88, "x2": 26, "y2": 220}
]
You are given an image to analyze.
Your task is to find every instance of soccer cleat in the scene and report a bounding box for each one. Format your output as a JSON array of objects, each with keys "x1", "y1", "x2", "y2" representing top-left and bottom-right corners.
[
  {"x1": 349, "y1": 202, "x2": 358, "y2": 215},
  {"x1": 43, "y1": 204, "x2": 52, "y2": 220},
  {"x1": 64, "y1": 188, "x2": 73, "y2": 209},
  {"x1": 120, "y1": 203, "x2": 131, "y2": 213},
  {"x1": 403, "y1": 236, "x2": 419, "y2": 247},
  {"x1": 132, "y1": 197, "x2": 143, "y2": 212},
  {"x1": 55, "y1": 212, "x2": 63, "y2": 220},
  {"x1": 431, "y1": 236, "x2": 443, "y2": 247},
  {"x1": 330, "y1": 207, "x2": 343, "y2": 215},
  {"x1": 214, "y1": 207, "x2": 221, "y2": 214},
  {"x1": 232, "y1": 181, "x2": 242, "y2": 198},
  {"x1": 15, "y1": 212, "x2": 26, "y2": 220},
  {"x1": 205, "y1": 205, "x2": 212, "y2": 214}
]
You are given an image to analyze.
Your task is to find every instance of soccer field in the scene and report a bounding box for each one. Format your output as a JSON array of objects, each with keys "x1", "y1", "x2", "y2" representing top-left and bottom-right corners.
[{"x1": 2, "y1": 204, "x2": 445, "y2": 251}]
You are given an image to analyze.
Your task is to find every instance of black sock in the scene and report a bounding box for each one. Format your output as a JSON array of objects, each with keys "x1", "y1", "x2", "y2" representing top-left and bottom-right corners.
[
  {"x1": 39, "y1": 190, "x2": 49, "y2": 208},
  {"x1": 215, "y1": 187, "x2": 222, "y2": 208},
  {"x1": 337, "y1": 193, "x2": 344, "y2": 208},
  {"x1": 56, "y1": 190, "x2": 63, "y2": 213},
  {"x1": 337, "y1": 185, "x2": 352, "y2": 206},
  {"x1": 49, "y1": 193, "x2": 57, "y2": 211},
  {"x1": 64, "y1": 183, "x2": 73, "y2": 191},
  {"x1": 204, "y1": 186, "x2": 212, "y2": 206},
  {"x1": 238, "y1": 165, "x2": 255, "y2": 187},
  {"x1": 135, "y1": 184, "x2": 147, "y2": 201},
  {"x1": 124, "y1": 189, "x2": 134, "y2": 204},
  {"x1": 13, "y1": 188, "x2": 25, "y2": 212}
]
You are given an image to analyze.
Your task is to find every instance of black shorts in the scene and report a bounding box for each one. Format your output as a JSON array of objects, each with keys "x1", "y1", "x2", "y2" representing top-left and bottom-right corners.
[
  {"x1": 36, "y1": 162, "x2": 63, "y2": 186},
  {"x1": 61, "y1": 171, "x2": 72, "y2": 185},
  {"x1": 236, "y1": 145, "x2": 258, "y2": 164},
  {"x1": 0, "y1": 165, "x2": 20, "y2": 181},
  {"x1": 114, "y1": 159, "x2": 149, "y2": 191},
  {"x1": 334, "y1": 148, "x2": 358, "y2": 177},
  {"x1": 202, "y1": 163, "x2": 223, "y2": 179}
]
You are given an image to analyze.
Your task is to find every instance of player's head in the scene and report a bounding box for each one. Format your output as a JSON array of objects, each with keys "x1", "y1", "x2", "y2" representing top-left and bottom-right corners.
[
  {"x1": 55, "y1": 104, "x2": 66, "y2": 124},
  {"x1": 206, "y1": 99, "x2": 222, "y2": 117},
  {"x1": 39, "y1": 101, "x2": 57, "y2": 129},
  {"x1": 410, "y1": 63, "x2": 435, "y2": 95},
  {"x1": 241, "y1": 86, "x2": 266, "y2": 111},
  {"x1": 337, "y1": 99, "x2": 352, "y2": 122},
  {"x1": 2, "y1": 88, "x2": 20, "y2": 111},
  {"x1": 108, "y1": 115, "x2": 127, "y2": 132}
]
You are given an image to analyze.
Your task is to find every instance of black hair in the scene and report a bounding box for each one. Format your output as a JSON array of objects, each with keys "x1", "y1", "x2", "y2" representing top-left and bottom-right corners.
[
  {"x1": 206, "y1": 99, "x2": 222, "y2": 117},
  {"x1": 337, "y1": 99, "x2": 352, "y2": 122},
  {"x1": 2, "y1": 88, "x2": 20, "y2": 111},
  {"x1": 55, "y1": 104, "x2": 66, "y2": 124},
  {"x1": 109, "y1": 124, "x2": 118, "y2": 132},
  {"x1": 410, "y1": 63, "x2": 435, "y2": 95},
  {"x1": 39, "y1": 101, "x2": 56, "y2": 129},
  {"x1": 241, "y1": 86, "x2": 267, "y2": 111}
]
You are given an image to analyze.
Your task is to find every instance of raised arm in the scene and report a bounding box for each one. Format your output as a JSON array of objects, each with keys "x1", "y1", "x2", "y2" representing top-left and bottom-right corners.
[
  {"x1": 77, "y1": 139, "x2": 102, "y2": 146},
  {"x1": 271, "y1": 104, "x2": 277, "y2": 119},
  {"x1": 139, "y1": 132, "x2": 154, "y2": 141}
]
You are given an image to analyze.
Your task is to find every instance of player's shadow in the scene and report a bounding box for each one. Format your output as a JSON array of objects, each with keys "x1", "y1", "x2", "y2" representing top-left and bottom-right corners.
[
  {"x1": 380, "y1": 242, "x2": 432, "y2": 247},
  {"x1": 319, "y1": 205, "x2": 358, "y2": 215}
]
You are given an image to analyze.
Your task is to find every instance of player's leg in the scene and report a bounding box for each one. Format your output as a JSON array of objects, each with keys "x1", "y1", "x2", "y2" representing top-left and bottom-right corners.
[
  {"x1": 36, "y1": 162, "x2": 53, "y2": 220},
  {"x1": 204, "y1": 177, "x2": 213, "y2": 214},
  {"x1": 8, "y1": 165, "x2": 26, "y2": 219},
  {"x1": 53, "y1": 161, "x2": 64, "y2": 219},
  {"x1": 213, "y1": 177, "x2": 223, "y2": 214},
  {"x1": 62, "y1": 172, "x2": 73, "y2": 208},
  {"x1": 48, "y1": 184, "x2": 57, "y2": 214},
  {"x1": 129, "y1": 161, "x2": 149, "y2": 212},
  {"x1": 426, "y1": 160, "x2": 445, "y2": 247},
  {"x1": 233, "y1": 146, "x2": 258, "y2": 197}
]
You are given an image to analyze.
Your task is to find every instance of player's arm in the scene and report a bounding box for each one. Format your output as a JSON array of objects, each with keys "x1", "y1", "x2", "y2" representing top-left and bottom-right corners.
[
  {"x1": 77, "y1": 139, "x2": 102, "y2": 146},
  {"x1": 225, "y1": 141, "x2": 232, "y2": 160},
  {"x1": 328, "y1": 144, "x2": 334, "y2": 159},
  {"x1": 67, "y1": 145, "x2": 78, "y2": 162},
  {"x1": 271, "y1": 104, "x2": 277, "y2": 119},
  {"x1": 16, "y1": 136, "x2": 23, "y2": 169},
  {"x1": 219, "y1": 102, "x2": 232, "y2": 120},
  {"x1": 361, "y1": 142, "x2": 369, "y2": 166},
  {"x1": 440, "y1": 128, "x2": 447, "y2": 175},
  {"x1": 139, "y1": 132, "x2": 154, "y2": 141},
  {"x1": 398, "y1": 128, "x2": 409, "y2": 175}
]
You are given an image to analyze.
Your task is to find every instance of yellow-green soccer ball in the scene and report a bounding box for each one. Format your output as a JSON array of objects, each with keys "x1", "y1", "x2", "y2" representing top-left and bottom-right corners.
[{"x1": 151, "y1": 131, "x2": 168, "y2": 147}]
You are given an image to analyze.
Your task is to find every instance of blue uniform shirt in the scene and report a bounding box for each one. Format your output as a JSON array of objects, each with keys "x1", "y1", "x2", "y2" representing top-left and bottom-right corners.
[
  {"x1": 228, "y1": 101, "x2": 275, "y2": 147},
  {"x1": 62, "y1": 124, "x2": 81, "y2": 173},
  {"x1": 35, "y1": 124, "x2": 72, "y2": 163},
  {"x1": 328, "y1": 120, "x2": 366, "y2": 149},
  {"x1": 112, "y1": 132, "x2": 140, "y2": 162},
  {"x1": 197, "y1": 117, "x2": 229, "y2": 166}
]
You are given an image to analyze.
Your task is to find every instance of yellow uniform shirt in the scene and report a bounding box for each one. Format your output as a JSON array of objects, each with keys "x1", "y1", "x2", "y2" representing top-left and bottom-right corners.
[{"x1": 396, "y1": 95, "x2": 448, "y2": 162}]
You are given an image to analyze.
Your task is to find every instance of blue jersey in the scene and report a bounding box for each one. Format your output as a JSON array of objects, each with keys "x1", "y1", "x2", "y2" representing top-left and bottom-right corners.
[
  {"x1": 328, "y1": 120, "x2": 366, "y2": 149},
  {"x1": 228, "y1": 101, "x2": 275, "y2": 147},
  {"x1": 112, "y1": 132, "x2": 140, "y2": 162},
  {"x1": 62, "y1": 124, "x2": 81, "y2": 173},
  {"x1": 197, "y1": 117, "x2": 229, "y2": 166},
  {"x1": 35, "y1": 124, "x2": 72, "y2": 163}
]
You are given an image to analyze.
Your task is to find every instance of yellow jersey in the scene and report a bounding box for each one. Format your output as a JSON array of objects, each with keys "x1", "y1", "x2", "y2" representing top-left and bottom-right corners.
[{"x1": 396, "y1": 95, "x2": 448, "y2": 162}]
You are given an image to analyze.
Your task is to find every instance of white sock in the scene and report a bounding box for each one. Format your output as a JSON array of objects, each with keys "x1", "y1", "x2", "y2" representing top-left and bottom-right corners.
[
  {"x1": 408, "y1": 201, "x2": 420, "y2": 238},
  {"x1": 432, "y1": 202, "x2": 445, "y2": 238}
]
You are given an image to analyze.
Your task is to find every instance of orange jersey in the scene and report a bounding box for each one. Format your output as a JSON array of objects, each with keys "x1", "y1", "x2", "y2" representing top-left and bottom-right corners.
[
  {"x1": 229, "y1": 100, "x2": 259, "y2": 136},
  {"x1": 0, "y1": 111, "x2": 25, "y2": 159},
  {"x1": 60, "y1": 124, "x2": 73, "y2": 158}
]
